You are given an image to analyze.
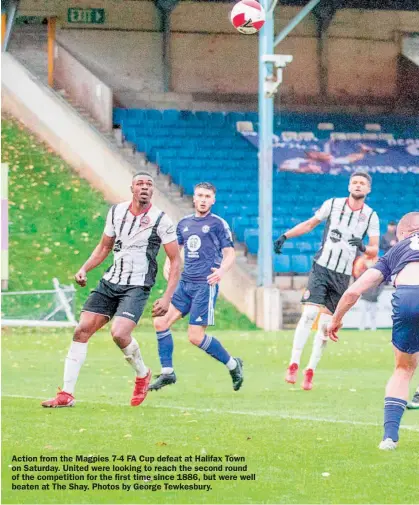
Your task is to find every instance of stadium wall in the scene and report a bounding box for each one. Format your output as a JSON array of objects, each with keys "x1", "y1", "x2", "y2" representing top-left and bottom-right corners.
[{"x1": 17, "y1": 0, "x2": 419, "y2": 102}]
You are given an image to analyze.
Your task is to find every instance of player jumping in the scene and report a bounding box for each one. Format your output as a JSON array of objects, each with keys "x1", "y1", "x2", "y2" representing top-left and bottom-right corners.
[
  {"x1": 148, "y1": 182, "x2": 244, "y2": 392},
  {"x1": 274, "y1": 171, "x2": 379, "y2": 390},
  {"x1": 42, "y1": 172, "x2": 180, "y2": 408},
  {"x1": 327, "y1": 212, "x2": 419, "y2": 450}
]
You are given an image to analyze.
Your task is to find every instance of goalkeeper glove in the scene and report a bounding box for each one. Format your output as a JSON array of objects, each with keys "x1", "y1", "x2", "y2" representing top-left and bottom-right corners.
[
  {"x1": 274, "y1": 234, "x2": 287, "y2": 254},
  {"x1": 348, "y1": 236, "x2": 366, "y2": 252}
]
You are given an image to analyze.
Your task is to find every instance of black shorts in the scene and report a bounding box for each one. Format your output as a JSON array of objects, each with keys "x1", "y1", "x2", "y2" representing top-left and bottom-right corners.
[
  {"x1": 301, "y1": 262, "x2": 350, "y2": 314},
  {"x1": 81, "y1": 279, "x2": 151, "y2": 323}
]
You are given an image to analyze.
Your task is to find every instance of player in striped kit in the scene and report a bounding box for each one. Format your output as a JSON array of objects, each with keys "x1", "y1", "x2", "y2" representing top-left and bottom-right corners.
[
  {"x1": 274, "y1": 172, "x2": 380, "y2": 390},
  {"x1": 42, "y1": 172, "x2": 181, "y2": 408}
]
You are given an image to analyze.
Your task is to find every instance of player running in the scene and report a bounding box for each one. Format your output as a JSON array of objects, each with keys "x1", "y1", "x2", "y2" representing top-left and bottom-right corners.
[
  {"x1": 274, "y1": 171, "x2": 379, "y2": 390},
  {"x1": 149, "y1": 182, "x2": 244, "y2": 392},
  {"x1": 42, "y1": 172, "x2": 180, "y2": 408},
  {"x1": 327, "y1": 212, "x2": 419, "y2": 450}
]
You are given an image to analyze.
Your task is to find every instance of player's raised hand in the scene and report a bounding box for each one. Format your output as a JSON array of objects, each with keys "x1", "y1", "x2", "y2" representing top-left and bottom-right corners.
[
  {"x1": 207, "y1": 267, "x2": 224, "y2": 285},
  {"x1": 74, "y1": 268, "x2": 87, "y2": 287},
  {"x1": 274, "y1": 234, "x2": 287, "y2": 254},
  {"x1": 152, "y1": 297, "x2": 170, "y2": 317},
  {"x1": 326, "y1": 319, "x2": 342, "y2": 342}
]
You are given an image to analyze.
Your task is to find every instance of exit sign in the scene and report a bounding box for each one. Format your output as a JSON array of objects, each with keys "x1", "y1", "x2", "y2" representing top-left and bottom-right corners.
[{"x1": 67, "y1": 8, "x2": 105, "y2": 24}]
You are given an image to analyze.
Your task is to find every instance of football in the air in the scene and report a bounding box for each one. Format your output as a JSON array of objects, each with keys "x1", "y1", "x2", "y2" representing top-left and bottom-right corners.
[{"x1": 230, "y1": 0, "x2": 266, "y2": 34}]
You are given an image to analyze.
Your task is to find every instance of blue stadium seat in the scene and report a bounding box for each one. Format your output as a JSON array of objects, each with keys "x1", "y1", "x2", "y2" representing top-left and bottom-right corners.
[
  {"x1": 273, "y1": 254, "x2": 291, "y2": 273},
  {"x1": 291, "y1": 255, "x2": 310, "y2": 274}
]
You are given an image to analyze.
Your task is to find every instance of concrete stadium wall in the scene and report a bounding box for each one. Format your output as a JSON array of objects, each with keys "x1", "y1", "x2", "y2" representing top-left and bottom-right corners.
[{"x1": 17, "y1": 0, "x2": 419, "y2": 101}]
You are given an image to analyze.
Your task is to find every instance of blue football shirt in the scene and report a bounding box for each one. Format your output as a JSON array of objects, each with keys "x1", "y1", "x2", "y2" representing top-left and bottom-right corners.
[
  {"x1": 177, "y1": 213, "x2": 234, "y2": 282},
  {"x1": 372, "y1": 232, "x2": 419, "y2": 284}
]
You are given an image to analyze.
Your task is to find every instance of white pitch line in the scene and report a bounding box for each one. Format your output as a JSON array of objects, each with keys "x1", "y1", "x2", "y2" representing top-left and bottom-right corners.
[{"x1": 3, "y1": 394, "x2": 419, "y2": 432}]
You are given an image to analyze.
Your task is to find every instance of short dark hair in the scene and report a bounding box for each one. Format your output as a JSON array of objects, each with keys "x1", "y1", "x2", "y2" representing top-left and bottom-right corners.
[
  {"x1": 350, "y1": 171, "x2": 372, "y2": 185},
  {"x1": 388, "y1": 221, "x2": 397, "y2": 226},
  {"x1": 194, "y1": 182, "x2": 216, "y2": 194},
  {"x1": 132, "y1": 171, "x2": 153, "y2": 181}
]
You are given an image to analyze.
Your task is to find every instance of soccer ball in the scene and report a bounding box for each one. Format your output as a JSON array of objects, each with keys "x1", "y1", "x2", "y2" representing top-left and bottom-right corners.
[{"x1": 230, "y1": 0, "x2": 266, "y2": 35}]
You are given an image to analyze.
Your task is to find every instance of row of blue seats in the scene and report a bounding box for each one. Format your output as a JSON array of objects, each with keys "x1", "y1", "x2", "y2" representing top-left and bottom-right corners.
[
  {"x1": 274, "y1": 254, "x2": 314, "y2": 274},
  {"x1": 128, "y1": 136, "x2": 240, "y2": 150},
  {"x1": 114, "y1": 108, "x2": 259, "y2": 125},
  {"x1": 114, "y1": 108, "x2": 419, "y2": 136}
]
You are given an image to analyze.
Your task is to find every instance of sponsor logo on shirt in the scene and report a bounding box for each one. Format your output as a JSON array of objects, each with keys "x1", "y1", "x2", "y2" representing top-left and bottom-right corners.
[
  {"x1": 330, "y1": 229, "x2": 342, "y2": 243},
  {"x1": 187, "y1": 235, "x2": 201, "y2": 252}
]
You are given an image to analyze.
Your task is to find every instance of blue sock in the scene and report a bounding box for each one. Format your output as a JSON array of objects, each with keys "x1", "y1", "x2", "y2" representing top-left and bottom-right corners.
[
  {"x1": 156, "y1": 329, "x2": 173, "y2": 369},
  {"x1": 198, "y1": 334, "x2": 230, "y2": 365},
  {"x1": 383, "y1": 397, "x2": 407, "y2": 442}
]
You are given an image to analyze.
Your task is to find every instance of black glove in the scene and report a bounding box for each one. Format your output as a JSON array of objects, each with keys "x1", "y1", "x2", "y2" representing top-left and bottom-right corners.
[
  {"x1": 348, "y1": 236, "x2": 366, "y2": 252},
  {"x1": 274, "y1": 234, "x2": 287, "y2": 254}
]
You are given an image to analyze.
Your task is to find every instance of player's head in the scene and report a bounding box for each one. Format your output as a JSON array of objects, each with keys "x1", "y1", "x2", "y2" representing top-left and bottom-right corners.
[
  {"x1": 131, "y1": 172, "x2": 154, "y2": 204},
  {"x1": 193, "y1": 182, "x2": 216, "y2": 215},
  {"x1": 396, "y1": 212, "x2": 419, "y2": 241},
  {"x1": 348, "y1": 171, "x2": 372, "y2": 200}
]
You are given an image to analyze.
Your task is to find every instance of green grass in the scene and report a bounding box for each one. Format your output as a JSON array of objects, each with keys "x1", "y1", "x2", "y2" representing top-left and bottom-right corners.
[
  {"x1": 1, "y1": 117, "x2": 254, "y2": 330},
  {"x1": 2, "y1": 327, "x2": 419, "y2": 504}
]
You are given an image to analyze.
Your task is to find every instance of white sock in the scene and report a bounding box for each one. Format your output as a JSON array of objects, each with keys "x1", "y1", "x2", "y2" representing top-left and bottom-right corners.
[
  {"x1": 226, "y1": 357, "x2": 237, "y2": 371},
  {"x1": 307, "y1": 313, "x2": 332, "y2": 371},
  {"x1": 161, "y1": 367, "x2": 174, "y2": 375},
  {"x1": 290, "y1": 305, "x2": 319, "y2": 365},
  {"x1": 63, "y1": 341, "x2": 88, "y2": 395},
  {"x1": 122, "y1": 337, "x2": 148, "y2": 378}
]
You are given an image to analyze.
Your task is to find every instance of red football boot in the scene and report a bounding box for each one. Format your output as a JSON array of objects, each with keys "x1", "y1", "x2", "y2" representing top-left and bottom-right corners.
[
  {"x1": 41, "y1": 389, "x2": 75, "y2": 408},
  {"x1": 131, "y1": 369, "x2": 152, "y2": 406},
  {"x1": 285, "y1": 363, "x2": 299, "y2": 384},
  {"x1": 302, "y1": 368, "x2": 314, "y2": 390}
]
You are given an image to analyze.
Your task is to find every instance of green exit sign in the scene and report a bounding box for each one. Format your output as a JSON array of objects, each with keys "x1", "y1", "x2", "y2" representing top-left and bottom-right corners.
[{"x1": 67, "y1": 8, "x2": 105, "y2": 24}]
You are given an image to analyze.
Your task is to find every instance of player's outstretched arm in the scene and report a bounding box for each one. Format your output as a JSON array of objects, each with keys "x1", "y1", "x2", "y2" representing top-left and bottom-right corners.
[
  {"x1": 327, "y1": 268, "x2": 384, "y2": 341},
  {"x1": 153, "y1": 241, "x2": 181, "y2": 317},
  {"x1": 274, "y1": 216, "x2": 321, "y2": 254},
  {"x1": 74, "y1": 234, "x2": 115, "y2": 287},
  {"x1": 207, "y1": 247, "x2": 235, "y2": 285}
]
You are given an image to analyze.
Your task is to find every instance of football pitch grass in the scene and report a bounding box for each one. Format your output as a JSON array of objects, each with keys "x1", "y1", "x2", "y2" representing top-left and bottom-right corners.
[{"x1": 2, "y1": 326, "x2": 418, "y2": 504}]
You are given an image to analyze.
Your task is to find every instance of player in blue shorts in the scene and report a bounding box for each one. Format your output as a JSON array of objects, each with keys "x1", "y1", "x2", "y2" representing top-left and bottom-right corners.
[
  {"x1": 326, "y1": 212, "x2": 419, "y2": 450},
  {"x1": 149, "y1": 182, "x2": 244, "y2": 391}
]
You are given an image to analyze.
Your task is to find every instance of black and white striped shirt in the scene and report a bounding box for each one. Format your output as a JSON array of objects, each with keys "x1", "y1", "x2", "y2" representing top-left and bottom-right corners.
[
  {"x1": 102, "y1": 202, "x2": 177, "y2": 286},
  {"x1": 314, "y1": 198, "x2": 380, "y2": 275}
]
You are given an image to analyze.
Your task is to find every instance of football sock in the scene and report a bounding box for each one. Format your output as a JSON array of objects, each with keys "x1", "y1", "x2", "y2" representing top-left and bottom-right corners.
[
  {"x1": 156, "y1": 329, "x2": 174, "y2": 373},
  {"x1": 226, "y1": 357, "x2": 237, "y2": 370},
  {"x1": 290, "y1": 305, "x2": 319, "y2": 365},
  {"x1": 383, "y1": 397, "x2": 407, "y2": 442},
  {"x1": 63, "y1": 341, "x2": 88, "y2": 395},
  {"x1": 122, "y1": 337, "x2": 148, "y2": 378},
  {"x1": 198, "y1": 334, "x2": 230, "y2": 365},
  {"x1": 307, "y1": 313, "x2": 332, "y2": 370}
]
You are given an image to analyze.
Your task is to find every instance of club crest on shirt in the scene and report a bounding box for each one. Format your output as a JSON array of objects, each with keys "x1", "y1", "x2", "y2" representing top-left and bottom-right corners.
[
  {"x1": 303, "y1": 289, "x2": 310, "y2": 300},
  {"x1": 359, "y1": 213, "x2": 367, "y2": 222},
  {"x1": 330, "y1": 229, "x2": 342, "y2": 243},
  {"x1": 140, "y1": 215, "x2": 150, "y2": 227},
  {"x1": 202, "y1": 225, "x2": 210, "y2": 233}
]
